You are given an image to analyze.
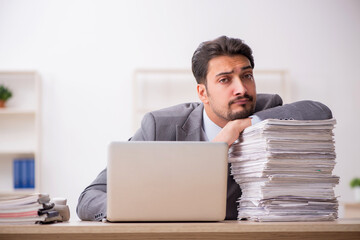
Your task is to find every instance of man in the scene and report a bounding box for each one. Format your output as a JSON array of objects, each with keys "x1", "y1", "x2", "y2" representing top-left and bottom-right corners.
[{"x1": 77, "y1": 36, "x2": 332, "y2": 221}]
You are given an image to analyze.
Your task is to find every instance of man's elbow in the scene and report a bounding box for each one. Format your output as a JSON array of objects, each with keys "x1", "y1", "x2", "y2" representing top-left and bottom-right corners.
[
  {"x1": 298, "y1": 100, "x2": 333, "y2": 120},
  {"x1": 76, "y1": 192, "x2": 91, "y2": 221},
  {"x1": 76, "y1": 189, "x2": 107, "y2": 221},
  {"x1": 318, "y1": 101, "x2": 332, "y2": 119}
]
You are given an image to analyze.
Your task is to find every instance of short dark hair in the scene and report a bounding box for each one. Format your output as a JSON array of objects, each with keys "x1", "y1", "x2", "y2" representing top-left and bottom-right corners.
[{"x1": 191, "y1": 36, "x2": 254, "y2": 85}]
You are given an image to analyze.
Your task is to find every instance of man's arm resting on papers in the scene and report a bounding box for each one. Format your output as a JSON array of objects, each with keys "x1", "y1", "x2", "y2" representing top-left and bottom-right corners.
[
  {"x1": 253, "y1": 100, "x2": 333, "y2": 122},
  {"x1": 213, "y1": 99, "x2": 333, "y2": 146}
]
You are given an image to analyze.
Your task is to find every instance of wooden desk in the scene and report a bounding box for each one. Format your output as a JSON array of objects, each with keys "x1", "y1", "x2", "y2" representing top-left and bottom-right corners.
[
  {"x1": 344, "y1": 203, "x2": 360, "y2": 218},
  {"x1": 1, "y1": 219, "x2": 360, "y2": 240}
]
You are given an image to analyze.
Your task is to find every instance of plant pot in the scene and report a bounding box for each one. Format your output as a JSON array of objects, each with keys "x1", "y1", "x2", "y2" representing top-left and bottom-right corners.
[
  {"x1": 0, "y1": 100, "x2": 5, "y2": 108},
  {"x1": 355, "y1": 187, "x2": 360, "y2": 202}
]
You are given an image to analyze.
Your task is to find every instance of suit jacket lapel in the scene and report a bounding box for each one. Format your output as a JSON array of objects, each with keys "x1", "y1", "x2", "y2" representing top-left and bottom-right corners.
[{"x1": 176, "y1": 103, "x2": 207, "y2": 141}]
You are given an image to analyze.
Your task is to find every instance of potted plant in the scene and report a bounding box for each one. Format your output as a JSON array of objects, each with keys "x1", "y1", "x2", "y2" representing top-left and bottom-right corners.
[
  {"x1": 0, "y1": 84, "x2": 12, "y2": 108},
  {"x1": 350, "y1": 178, "x2": 360, "y2": 202}
]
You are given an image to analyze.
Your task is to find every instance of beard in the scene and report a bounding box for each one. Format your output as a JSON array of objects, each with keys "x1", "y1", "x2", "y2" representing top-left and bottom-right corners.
[
  {"x1": 208, "y1": 93, "x2": 255, "y2": 122},
  {"x1": 227, "y1": 94, "x2": 255, "y2": 120}
]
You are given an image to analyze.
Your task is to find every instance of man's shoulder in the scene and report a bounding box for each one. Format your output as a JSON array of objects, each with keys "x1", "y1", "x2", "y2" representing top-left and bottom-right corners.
[
  {"x1": 254, "y1": 93, "x2": 283, "y2": 112},
  {"x1": 149, "y1": 102, "x2": 202, "y2": 118},
  {"x1": 135, "y1": 102, "x2": 203, "y2": 141}
]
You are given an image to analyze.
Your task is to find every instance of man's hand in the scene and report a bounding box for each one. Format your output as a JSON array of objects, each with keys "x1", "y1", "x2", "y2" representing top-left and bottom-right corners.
[{"x1": 212, "y1": 118, "x2": 252, "y2": 146}]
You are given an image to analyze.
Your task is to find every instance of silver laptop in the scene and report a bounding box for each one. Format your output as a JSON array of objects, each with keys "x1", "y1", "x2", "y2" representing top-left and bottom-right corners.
[{"x1": 107, "y1": 141, "x2": 228, "y2": 222}]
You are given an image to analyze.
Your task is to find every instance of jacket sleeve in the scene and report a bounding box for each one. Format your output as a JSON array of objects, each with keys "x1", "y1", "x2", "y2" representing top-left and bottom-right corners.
[
  {"x1": 76, "y1": 169, "x2": 107, "y2": 221},
  {"x1": 254, "y1": 93, "x2": 283, "y2": 112},
  {"x1": 254, "y1": 98, "x2": 333, "y2": 121},
  {"x1": 76, "y1": 113, "x2": 157, "y2": 221}
]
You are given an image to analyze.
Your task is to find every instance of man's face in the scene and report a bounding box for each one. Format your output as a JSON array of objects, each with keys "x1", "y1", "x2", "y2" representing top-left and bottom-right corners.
[{"x1": 197, "y1": 55, "x2": 256, "y2": 127}]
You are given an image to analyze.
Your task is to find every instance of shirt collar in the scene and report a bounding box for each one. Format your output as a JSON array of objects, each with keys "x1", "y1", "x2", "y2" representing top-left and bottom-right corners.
[{"x1": 202, "y1": 108, "x2": 222, "y2": 141}]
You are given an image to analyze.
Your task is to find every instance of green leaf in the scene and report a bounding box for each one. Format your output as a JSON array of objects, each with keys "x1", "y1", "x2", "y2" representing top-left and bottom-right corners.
[
  {"x1": 350, "y1": 178, "x2": 360, "y2": 188},
  {"x1": 0, "y1": 85, "x2": 13, "y2": 101}
]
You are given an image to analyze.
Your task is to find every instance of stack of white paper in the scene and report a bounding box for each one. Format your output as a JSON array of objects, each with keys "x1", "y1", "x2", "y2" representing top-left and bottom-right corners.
[
  {"x1": 0, "y1": 193, "x2": 70, "y2": 224},
  {"x1": 229, "y1": 119, "x2": 339, "y2": 222}
]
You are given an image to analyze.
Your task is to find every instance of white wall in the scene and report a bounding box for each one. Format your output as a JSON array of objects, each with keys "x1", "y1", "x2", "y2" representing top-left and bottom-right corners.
[{"x1": 0, "y1": 0, "x2": 359, "y2": 220}]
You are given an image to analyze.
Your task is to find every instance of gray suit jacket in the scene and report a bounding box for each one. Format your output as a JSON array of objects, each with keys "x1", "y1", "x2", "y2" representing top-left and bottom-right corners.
[{"x1": 76, "y1": 94, "x2": 332, "y2": 221}]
